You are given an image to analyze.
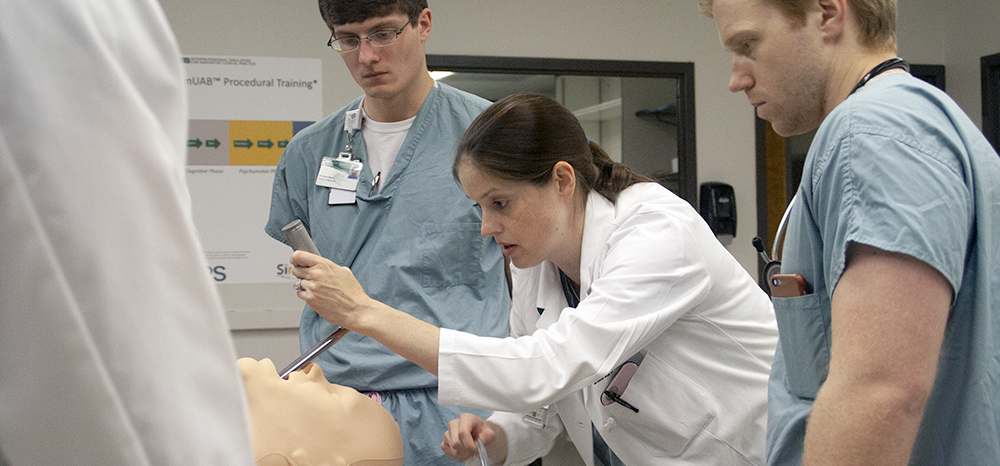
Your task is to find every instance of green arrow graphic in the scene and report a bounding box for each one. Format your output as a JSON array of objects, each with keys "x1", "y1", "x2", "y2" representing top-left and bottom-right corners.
[
  {"x1": 278, "y1": 140, "x2": 289, "y2": 148},
  {"x1": 206, "y1": 139, "x2": 221, "y2": 148},
  {"x1": 233, "y1": 139, "x2": 252, "y2": 148},
  {"x1": 187, "y1": 138, "x2": 202, "y2": 148},
  {"x1": 257, "y1": 139, "x2": 273, "y2": 149}
]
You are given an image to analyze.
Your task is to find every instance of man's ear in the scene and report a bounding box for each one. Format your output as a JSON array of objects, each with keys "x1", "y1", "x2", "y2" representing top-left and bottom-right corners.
[
  {"x1": 552, "y1": 161, "x2": 577, "y2": 199},
  {"x1": 815, "y1": 0, "x2": 847, "y2": 40},
  {"x1": 418, "y1": 8, "x2": 432, "y2": 41}
]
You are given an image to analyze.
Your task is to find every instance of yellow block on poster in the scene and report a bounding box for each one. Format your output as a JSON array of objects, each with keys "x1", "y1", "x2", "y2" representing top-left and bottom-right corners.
[{"x1": 229, "y1": 120, "x2": 293, "y2": 166}]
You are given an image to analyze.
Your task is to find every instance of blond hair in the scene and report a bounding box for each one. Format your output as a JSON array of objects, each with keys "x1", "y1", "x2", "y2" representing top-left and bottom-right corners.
[{"x1": 699, "y1": 0, "x2": 897, "y2": 52}]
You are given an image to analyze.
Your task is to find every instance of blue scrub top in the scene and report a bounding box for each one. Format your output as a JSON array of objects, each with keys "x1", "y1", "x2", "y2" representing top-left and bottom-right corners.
[
  {"x1": 767, "y1": 74, "x2": 1000, "y2": 465},
  {"x1": 266, "y1": 83, "x2": 510, "y2": 391}
]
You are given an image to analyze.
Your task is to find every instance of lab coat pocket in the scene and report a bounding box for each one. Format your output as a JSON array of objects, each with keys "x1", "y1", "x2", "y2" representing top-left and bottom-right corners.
[
  {"x1": 604, "y1": 354, "x2": 716, "y2": 458},
  {"x1": 772, "y1": 293, "x2": 830, "y2": 399},
  {"x1": 418, "y1": 222, "x2": 485, "y2": 288}
]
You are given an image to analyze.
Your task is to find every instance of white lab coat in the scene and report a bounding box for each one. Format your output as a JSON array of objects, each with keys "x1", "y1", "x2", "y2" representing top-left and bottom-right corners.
[
  {"x1": 0, "y1": 0, "x2": 254, "y2": 464},
  {"x1": 439, "y1": 183, "x2": 777, "y2": 465}
]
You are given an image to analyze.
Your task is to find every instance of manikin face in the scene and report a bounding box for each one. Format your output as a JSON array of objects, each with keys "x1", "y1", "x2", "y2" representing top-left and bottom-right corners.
[
  {"x1": 713, "y1": 0, "x2": 829, "y2": 137},
  {"x1": 237, "y1": 358, "x2": 403, "y2": 466},
  {"x1": 456, "y1": 159, "x2": 575, "y2": 270},
  {"x1": 332, "y1": 10, "x2": 431, "y2": 102}
]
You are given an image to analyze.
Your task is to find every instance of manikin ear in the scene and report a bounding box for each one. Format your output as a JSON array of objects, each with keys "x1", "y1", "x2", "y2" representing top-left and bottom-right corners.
[
  {"x1": 417, "y1": 8, "x2": 432, "y2": 42},
  {"x1": 551, "y1": 161, "x2": 577, "y2": 200},
  {"x1": 815, "y1": 0, "x2": 847, "y2": 41}
]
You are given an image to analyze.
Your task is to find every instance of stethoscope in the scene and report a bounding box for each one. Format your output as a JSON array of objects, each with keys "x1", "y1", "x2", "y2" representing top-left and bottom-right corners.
[
  {"x1": 752, "y1": 58, "x2": 910, "y2": 284},
  {"x1": 752, "y1": 194, "x2": 796, "y2": 284}
]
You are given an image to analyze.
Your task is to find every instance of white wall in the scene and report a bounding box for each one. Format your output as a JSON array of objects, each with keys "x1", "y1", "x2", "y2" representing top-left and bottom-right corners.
[
  {"x1": 941, "y1": 1, "x2": 1000, "y2": 126},
  {"x1": 157, "y1": 0, "x2": 999, "y2": 361}
]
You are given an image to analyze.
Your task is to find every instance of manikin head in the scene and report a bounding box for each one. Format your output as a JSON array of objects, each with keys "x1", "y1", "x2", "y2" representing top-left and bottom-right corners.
[{"x1": 238, "y1": 358, "x2": 404, "y2": 466}]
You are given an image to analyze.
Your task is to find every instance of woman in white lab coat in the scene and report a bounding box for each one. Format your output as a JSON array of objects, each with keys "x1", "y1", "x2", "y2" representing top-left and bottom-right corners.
[{"x1": 290, "y1": 93, "x2": 778, "y2": 465}]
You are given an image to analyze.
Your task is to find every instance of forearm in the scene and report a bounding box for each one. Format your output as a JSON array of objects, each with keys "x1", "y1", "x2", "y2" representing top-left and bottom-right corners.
[
  {"x1": 352, "y1": 299, "x2": 442, "y2": 375},
  {"x1": 291, "y1": 251, "x2": 443, "y2": 375},
  {"x1": 803, "y1": 376, "x2": 929, "y2": 465}
]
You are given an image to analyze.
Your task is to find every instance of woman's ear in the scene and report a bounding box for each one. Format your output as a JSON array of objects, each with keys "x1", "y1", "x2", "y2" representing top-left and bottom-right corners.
[{"x1": 551, "y1": 161, "x2": 577, "y2": 199}]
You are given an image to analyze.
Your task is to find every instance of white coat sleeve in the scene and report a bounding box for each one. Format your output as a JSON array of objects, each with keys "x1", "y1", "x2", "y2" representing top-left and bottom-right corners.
[{"x1": 438, "y1": 206, "x2": 714, "y2": 412}]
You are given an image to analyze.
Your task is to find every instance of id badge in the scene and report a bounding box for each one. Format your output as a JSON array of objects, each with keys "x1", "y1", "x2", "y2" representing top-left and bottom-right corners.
[
  {"x1": 316, "y1": 156, "x2": 362, "y2": 191},
  {"x1": 344, "y1": 109, "x2": 361, "y2": 133},
  {"x1": 522, "y1": 406, "x2": 548, "y2": 429}
]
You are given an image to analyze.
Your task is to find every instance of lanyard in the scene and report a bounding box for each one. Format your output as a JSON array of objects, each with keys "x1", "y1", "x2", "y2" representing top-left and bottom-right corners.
[
  {"x1": 849, "y1": 58, "x2": 909, "y2": 96},
  {"x1": 341, "y1": 103, "x2": 362, "y2": 160}
]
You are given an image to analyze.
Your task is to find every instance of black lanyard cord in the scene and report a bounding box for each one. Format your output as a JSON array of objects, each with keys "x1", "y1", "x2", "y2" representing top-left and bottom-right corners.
[{"x1": 849, "y1": 58, "x2": 910, "y2": 96}]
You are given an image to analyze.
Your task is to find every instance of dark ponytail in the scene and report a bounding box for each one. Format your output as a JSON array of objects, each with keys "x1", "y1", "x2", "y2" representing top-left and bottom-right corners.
[
  {"x1": 454, "y1": 92, "x2": 652, "y2": 203},
  {"x1": 587, "y1": 140, "x2": 653, "y2": 202}
]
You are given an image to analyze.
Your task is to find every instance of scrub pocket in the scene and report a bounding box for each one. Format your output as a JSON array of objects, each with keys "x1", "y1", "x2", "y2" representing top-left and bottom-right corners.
[
  {"x1": 601, "y1": 353, "x2": 716, "y2": 457},
  {"x1": 418, "y1": 222, "x2": 485, "y2": 288},
  {"x1": 772, "y1": 293, "x2": 831, "y2": 399}
]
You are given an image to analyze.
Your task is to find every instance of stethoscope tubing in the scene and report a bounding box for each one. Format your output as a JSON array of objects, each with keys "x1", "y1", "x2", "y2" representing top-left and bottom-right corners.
[{"x1": 772, "y1": 194, "x2": 797, "y2": 261}]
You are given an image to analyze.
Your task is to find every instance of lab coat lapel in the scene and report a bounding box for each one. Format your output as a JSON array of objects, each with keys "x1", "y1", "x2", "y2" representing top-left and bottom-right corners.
[
  {"x1": 534, "y1": 261, "x2": 566, "y2": 330},
  {"x1": 578, "y1": 191, "x2": 615, "y2": 300},
  {"x1": 532, "y1": 259, "x2": 596, "y2": 466}
]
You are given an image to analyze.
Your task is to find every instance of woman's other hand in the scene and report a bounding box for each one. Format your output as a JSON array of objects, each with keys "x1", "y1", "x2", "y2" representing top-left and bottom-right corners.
[{"x1": 441, "y1": 413, "x2": 508, "y2": 464}]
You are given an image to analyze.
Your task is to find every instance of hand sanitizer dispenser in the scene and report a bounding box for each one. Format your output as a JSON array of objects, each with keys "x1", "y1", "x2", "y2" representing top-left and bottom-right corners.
[{"x1": 699, "y1": 182, "x2": 737, "y2": 245}]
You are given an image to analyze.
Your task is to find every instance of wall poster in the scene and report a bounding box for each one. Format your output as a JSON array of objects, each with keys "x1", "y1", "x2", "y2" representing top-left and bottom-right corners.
[{"x1": 183, "y1": 55, "x2": 322, "y2": 284}]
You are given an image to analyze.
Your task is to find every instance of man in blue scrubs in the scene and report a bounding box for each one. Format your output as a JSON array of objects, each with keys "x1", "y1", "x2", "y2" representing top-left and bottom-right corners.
[
  {"x1": 265, "y1": 1, "x2": 509, "y2": 465},
  {"x1": 703, "y1": 0, "x2": 1000, "y2": 464}
]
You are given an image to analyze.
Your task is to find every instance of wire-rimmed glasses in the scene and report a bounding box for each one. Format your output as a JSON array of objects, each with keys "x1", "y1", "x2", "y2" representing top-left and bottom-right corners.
[{"x1": 327, "y1": 24, "x2": 408, "y2": 53}]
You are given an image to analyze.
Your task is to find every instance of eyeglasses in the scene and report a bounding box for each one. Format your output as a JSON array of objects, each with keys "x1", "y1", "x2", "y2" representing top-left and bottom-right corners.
[{"x1": 327, "y1": 24, "x2": 408, "y2": 53}]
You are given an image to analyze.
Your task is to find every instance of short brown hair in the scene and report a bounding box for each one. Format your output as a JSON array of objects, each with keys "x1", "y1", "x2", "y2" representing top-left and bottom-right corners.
[
  {"x1": 319, "y1": 0, "x2": 427, "y2": 28},
  {"x1": 699, "y1": 0, "x2": 897, "y2": 52}
]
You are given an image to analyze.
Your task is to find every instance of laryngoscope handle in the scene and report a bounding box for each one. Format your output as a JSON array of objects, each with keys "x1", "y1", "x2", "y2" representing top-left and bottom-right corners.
[
  {"x1": 281, "y1": 219, "x2": 320, "y2": 255},
  {"x1": 278, "y1": 219, "x2": 348, "y2": 379}
]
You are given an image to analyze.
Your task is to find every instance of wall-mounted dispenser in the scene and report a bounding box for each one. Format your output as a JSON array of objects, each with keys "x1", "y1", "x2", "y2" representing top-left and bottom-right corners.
[{"x1": 699, "y1": 182, "x2": 736, "y2": 245}]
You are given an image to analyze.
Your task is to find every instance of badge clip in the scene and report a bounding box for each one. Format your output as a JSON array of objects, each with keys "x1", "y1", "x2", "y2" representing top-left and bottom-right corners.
[{"x1": 522, "y1": 406, "x2": 548, "y2": 429}]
